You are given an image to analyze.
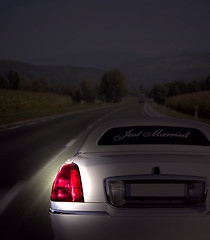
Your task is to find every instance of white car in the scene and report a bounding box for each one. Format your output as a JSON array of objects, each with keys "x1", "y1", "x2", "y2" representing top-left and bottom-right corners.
[{"x1": 50, "y1": 117, "x2": 210, "y2": 240}]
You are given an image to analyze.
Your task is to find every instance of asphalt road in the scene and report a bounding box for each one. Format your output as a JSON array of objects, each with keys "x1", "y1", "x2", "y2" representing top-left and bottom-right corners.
[{"x1": 0, "y1": 103, "x2": 150, "y2": 240}]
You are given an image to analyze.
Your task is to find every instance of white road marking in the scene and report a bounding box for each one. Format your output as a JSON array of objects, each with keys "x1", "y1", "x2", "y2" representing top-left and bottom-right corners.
[
  {"x1": 0, "y1": 181, "x2": 25, "y2": 215},
  {"x1": 27, "y1": 122, "x2": 36, "y2": 125},
  {"x1": 40, "y1": 119, "x2": 47, "y2": 122},
  {"x1": 87, "y1": 124, "x2": 94, "y2": 129},
  {"x1": 0, "y1": 114, "x2": 109, "y2": 211},
  {"x1": 144, "y1": 102, "x2": 165, "y2": 117},
  {"x1": 65, "y1": 139, "x2": 77, "y2": 147},
  {"x1": 0, "y1": 137, "x2": 79, "y2": 215},
  {"x1": 8, "y1": 126, "x2": 20, "y2": 130}
]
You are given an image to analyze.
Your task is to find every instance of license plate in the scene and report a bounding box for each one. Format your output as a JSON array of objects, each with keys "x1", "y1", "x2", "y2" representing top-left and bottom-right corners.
[{"x1": 126, "y1": 183, "x2": 187, "y2": 197}]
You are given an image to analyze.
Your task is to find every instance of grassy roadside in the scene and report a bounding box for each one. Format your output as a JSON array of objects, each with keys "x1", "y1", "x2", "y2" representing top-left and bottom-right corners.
[
  {"x1": 150, "y1": 91, "x2": 210, "y2": 124},
  {"x1": 166, "y1": 91, "x2": 210, "y2": 119},
  {"x1": 0, "y1": 89, "x2": 104, "y2": 125},
  {"x1": 151, "y1": 101, "x2": 210, "y2": 124}
]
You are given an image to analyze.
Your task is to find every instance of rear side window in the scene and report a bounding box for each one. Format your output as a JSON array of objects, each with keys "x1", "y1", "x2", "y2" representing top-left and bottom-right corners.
[{"x1": 97, "y1": 126, "x2": 210, "y2": 146}]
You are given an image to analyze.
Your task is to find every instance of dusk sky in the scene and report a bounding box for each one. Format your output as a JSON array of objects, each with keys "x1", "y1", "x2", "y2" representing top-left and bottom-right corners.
[{"x1": 1, "y1": 0, "x2": 210, "y2": 62}]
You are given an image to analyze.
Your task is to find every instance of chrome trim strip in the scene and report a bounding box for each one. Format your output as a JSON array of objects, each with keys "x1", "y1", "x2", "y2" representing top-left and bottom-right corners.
[{"x1": 49, "y1": 208, "x2": 109, "y2": 215}]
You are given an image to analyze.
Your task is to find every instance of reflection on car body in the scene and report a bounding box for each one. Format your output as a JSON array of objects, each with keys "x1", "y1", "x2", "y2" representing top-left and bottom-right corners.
[{"x1": 50, "y1": 117, "x2": 210, "y2": 240}]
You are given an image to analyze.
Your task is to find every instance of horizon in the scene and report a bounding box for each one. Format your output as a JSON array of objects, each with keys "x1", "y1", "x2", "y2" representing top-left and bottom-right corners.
[
  {"x1": 1, "y1": 51, "x2": 210, "y2": 90},
  {"x1": 1, "y1": 50, "x2": 210, "y2": 68}
]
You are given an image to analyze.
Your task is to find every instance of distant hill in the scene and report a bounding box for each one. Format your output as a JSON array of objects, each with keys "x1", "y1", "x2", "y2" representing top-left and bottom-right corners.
[
  {"x1": 0, "y1": 60, "x2": 104, "y2": 83},
  {"x1": 27, "y1": 52, "x2": 152, "y2": 68},
  {"x1": 117, "y1": 52, "x2": 210, "y2": 89},
  {"x1": 1, "y1": 52, "x2": 210, "y2": 91}
]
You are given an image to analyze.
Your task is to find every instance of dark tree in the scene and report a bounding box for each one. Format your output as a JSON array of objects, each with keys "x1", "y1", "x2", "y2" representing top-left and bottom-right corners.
[
  {"x1": 8, "y1": 70, "x2": 21, "y2": 90},
  {"x1": 40, "y1": 76, "x2": 51, "y2": 92},
  {"x1": 188, "y1": 80, "x2": 201, "y2": 93},
  {"x1": 204, "y1": 76, "x2": 210, "y2": 90},
  {"x1": 0, "y1": 75, "x2": 8, "y2": 89},
  {"x1": 166, "y1": 81, "x2": 188, "y2": 97},
  {"x1": 149, "y1": 84, "x2": 168, "y2": 104},
  {"x1": 99, "y1": 69, "x2": 127, "y2": 103},
  {"x1": 80, "y1": 79, "x2": 96, "y2": 102}
]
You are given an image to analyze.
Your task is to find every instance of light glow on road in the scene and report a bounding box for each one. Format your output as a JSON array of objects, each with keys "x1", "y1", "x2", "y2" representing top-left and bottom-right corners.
[{"x1": 0, "y1": 181, "x2": 25, "y2": 215}]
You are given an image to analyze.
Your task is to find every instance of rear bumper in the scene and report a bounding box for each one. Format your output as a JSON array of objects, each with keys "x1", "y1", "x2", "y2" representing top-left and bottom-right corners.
[{"x1": 50, "y1": 202, "x2": 210, "y2": 240}]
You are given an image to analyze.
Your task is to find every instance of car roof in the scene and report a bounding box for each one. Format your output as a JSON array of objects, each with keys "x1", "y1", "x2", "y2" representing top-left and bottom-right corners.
[{"x1": 78, "y1": 117, "x2": 210, "y2": 154}]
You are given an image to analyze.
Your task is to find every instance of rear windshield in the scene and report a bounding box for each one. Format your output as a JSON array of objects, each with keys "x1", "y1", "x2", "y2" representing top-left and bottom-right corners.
[{"x1": 97, "y1": 126, "x2": 210, "y2": 146}]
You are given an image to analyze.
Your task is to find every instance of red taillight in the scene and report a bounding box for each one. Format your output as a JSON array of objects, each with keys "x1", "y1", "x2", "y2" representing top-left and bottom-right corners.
[{"x1": 51, "y1": 163, "x2": 84, "y2": 202}]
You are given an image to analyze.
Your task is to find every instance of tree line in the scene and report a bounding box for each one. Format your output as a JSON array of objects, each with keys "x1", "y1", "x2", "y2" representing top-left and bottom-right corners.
[
  {"x1": 0, "y1": 69, "x2": 127, "y2": 103},
  {"x1": 149, "y1": 76, "x2": 210, "y2": 104}
]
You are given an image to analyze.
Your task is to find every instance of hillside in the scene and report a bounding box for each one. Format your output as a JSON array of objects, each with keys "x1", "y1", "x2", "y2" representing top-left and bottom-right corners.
[
  {"x1": 0, "y1": 60, "x2": 104, "y2": 84},
  {"x1": 117, "y1": 52, "x2": 210, "y2": 89},
  {"x1": 27, "y1": 52, "x2": 148, "y2": 68},
  {"x1": 1, "y1": 52, "x2": 210, "y2": 90}
]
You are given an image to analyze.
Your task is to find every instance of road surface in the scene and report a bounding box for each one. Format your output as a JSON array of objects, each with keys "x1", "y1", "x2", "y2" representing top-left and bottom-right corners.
[{"x1": 0, "y1": 103, "x2": 153, "y2": 240}]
